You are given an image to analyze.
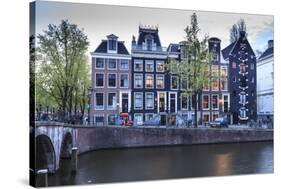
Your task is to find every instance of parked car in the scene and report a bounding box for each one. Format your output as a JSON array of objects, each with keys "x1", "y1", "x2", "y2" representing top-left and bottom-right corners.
[{"x1": 210, "y1": 117, "x2": 228, "y2": 128}]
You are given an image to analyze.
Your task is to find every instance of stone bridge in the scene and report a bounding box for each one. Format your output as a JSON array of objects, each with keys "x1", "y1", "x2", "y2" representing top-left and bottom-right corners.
[{"x1": 34, "y1": 121, "x2": 273, "y2": 173}]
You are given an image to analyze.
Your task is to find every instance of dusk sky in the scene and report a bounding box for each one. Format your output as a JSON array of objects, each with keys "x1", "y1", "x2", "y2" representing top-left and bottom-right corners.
[{"x1": 34, "y1": 1, "x2": 274, "y2": 57}]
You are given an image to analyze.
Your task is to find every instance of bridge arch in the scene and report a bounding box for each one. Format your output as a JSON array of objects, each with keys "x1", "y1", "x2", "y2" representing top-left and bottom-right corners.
[
  {"x1": 35, "y1": 134, "x2": 56, "y2": 173},
  {"x1": 60, "y1": 132, "x2": 73, "y2": 159}
]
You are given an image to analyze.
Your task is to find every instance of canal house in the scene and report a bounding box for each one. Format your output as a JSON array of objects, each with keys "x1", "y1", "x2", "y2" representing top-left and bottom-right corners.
[
  {"x1": 90, "y1": 34, "x2": 131, "y2": 126},
  {"x1": 131, "y1": 25, "x2": 179, "y2": 126},
  {"x1": 222, "y1": 31, "x2": 257, "y2": 124}
]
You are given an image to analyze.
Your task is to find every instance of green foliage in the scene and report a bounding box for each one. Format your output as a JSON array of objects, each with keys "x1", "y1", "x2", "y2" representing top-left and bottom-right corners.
[
  {"x1": 166, "y1": 13, "x2": 212, "y2": 127},
  {"x1": 35, "y1": 20, "x2": 90, "y2": 119}
]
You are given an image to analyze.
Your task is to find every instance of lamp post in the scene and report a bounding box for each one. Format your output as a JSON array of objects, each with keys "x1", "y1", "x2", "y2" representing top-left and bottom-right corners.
[{"x1": 87, "y1": 86, "x2": 93, "y2": 125}]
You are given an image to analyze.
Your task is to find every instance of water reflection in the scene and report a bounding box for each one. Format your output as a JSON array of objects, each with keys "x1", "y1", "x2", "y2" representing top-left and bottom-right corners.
[{"x1": 48, "y1": 142, "x2": 273, "y2": 186}]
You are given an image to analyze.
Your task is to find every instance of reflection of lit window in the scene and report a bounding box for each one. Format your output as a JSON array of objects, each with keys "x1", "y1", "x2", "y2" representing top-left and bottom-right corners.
[
  {"x1": 202, "y1": 95, "x2": 209, "y2": 109},
  {"x1": 145, "y1": 92, "x2": 154, "y2": 109},
  {"x1": 145, "y1": 74, "x2": 154, "y2": 88},
  {"x1": 211, "y1": 78, "x2": 219, "y2": 91},
  {"x1": 156, "y1": 75, "x2": 164, "y2": 88}
]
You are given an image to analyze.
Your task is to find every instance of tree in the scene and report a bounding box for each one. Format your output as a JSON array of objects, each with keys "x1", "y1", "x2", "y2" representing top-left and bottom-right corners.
[
  {"x1": 167, "y1": 13, "x2": 212, "y2": 127},
  {"x1": 230, "y1": 18, "x2": 247, "y2": 43},
  {"x1": 36, "y1": 20, "x2": 90, "y2": 122}
]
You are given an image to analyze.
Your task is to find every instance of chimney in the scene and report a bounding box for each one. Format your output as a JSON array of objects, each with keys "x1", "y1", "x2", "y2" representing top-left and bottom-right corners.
[
  {"x1": 268, "y1": 40, "x2": 273, "y2": 48},
  {"x1": 131, "y1": 35, "x2": 136, "y2": 50}
]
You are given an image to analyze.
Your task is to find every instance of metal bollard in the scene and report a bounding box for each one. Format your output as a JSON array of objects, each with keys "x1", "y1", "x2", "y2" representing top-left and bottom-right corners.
[
  {"x1": 71, "y1": 147, "x2": 78, "y2": 172},
  {"x1": 36, "y1": 169, "x2": 48, "y2": 187}
]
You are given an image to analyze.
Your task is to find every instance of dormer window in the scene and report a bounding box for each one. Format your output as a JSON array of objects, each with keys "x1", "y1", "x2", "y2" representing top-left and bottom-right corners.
[
  {"x1": 144, "y1": 35, "x2": 154, "y2": 51},
  {"x1": 147, "y1": 38, "x2": 152, "y2": 51},
  {"x1": 107, "y1": 34, "x2": 118, "y2": 53},
  {"x1": 108, "y1": 39, "x2": 117, "y2": 51}
]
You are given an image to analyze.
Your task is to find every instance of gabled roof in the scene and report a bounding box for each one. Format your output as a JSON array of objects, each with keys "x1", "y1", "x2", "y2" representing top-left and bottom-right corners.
[
  {"x1": 137, "y1": 26, "x2": 162, "y2": 47},
  {"x1": 93, "y1": 40, "x2": 130, "y2": 55},
  {"x1": 221, "y1": 32, "x2": 255, "y2": 60},
  {"x1": 167, "y1": 43, "x2": 180, "y2": 53},
  {"x1": 259, "y1": 47, "x2": 273, "y2": 60},
  {"x1": 107, "y1": 34, "x2": 118, "y2": 39}
]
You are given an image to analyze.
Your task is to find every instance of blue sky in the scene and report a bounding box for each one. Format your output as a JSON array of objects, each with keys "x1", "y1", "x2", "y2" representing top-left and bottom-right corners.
[{"x1": 34, "y1": 1, "x2": 274, "y2": 57}]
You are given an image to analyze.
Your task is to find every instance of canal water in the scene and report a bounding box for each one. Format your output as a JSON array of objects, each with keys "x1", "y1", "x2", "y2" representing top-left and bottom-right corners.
[{"x1": 48, "y1": 142, "x2": 273, "y2": 186}]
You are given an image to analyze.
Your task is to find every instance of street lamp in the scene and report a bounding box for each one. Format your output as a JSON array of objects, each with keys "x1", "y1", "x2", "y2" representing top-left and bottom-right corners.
[{"x1": 87, "y1": 86, "x2": 93, "y2": 125}]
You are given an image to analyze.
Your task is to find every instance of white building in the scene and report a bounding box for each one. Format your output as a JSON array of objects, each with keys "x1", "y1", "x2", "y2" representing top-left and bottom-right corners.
[{"x1": 257, "y1": 40, "x2": 274, "y2": 120}]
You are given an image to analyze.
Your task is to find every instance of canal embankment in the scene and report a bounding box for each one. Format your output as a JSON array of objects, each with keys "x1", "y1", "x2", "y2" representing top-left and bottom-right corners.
[{"x1": 76, "y1": 126, "x2": 273, "y2": 154}]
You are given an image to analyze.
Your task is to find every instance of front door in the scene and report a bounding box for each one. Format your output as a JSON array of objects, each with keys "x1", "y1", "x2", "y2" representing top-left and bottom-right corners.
[{"x1": 121, "y1": 93, "x2": 129, "y2": 113}]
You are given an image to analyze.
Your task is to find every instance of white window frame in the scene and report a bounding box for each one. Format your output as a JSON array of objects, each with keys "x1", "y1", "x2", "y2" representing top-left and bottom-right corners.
[
  {"x1": 120, "y1": 59, "x2": 129, "y2": 70},
  {"x1": 157, "y1": 92, "x2": 167, "y2": 113},
  {"x1": 211, "y1": 65, "x2": 219, "y2": 77},
  {"x1": 134, "y1": 113, "x2": 143, "y2": 126},
  {"x1": 95, "y1": 93, "x2": 104, "y2": 110},
  {"x1": 202, "y1": 112, "x2": 210, "y2": 123},
  {"x1": 169, "y1": 92, "x2": 177, "y2": 113},
  {"x1": 156, "y1": 60, "x2": 165, "y2": 72},
  {"x1": 95, "y1": 72, "x2": 104, "y2": 88},
  {"x1": 94, "y1": 114, "x2": 105, "y2": 125},
  {"x1": 134, "y1": 74, "x2": 143, "y2": 88},
  {"x1": 95, "y1": 58, "x2": 105, "y2": 69},
  {"x1": 107, "y1": 38, "x2": 117, "y2": 53},
  {"x1": 171, "y1": 75, "x2": 178, "y2": 90},
  {"x1": 220, "y1": 66, "x2": 228, "y2": 77},
  {"x1": 211, "y1": 78, "x2": 219, "y2": 91},
  {"x1": 107, "y1": 58, "x2": 117, "y2": 70},
  {"x1": 120, "y1": 73, "x2": 129, "y2": 88},
  {"x1": 107, "y1": 92, "x2": 117, "y2": 110},
  {"x1": 156, "y1": 74, "x2": 165, "y2": 89},
  {"x1": 134, "y1": 92, "x2": 143, "y2": 110},
  {"x1": 220, "y1": 77, "x2": 228, "y2": 91},
  {"x1": 222, "y1": 94, "x2": 230, "y2": 113},
  {"x1": 145, "y1": 113, "x2": 155, "y2": 122},
  {"x1": 212, "y1": 94, "x2": 219, "y2": 110},
  {"x1": 134, "y1": 59, "x2": 143, "y2": 71},
  {"x1": 181, "y1": 94, "x2": 188, "y2": 110},
  {"x1": 145, "y1": 60, "x2": 154, "y2": 72},
  {"x1": 202, "y1": 94, "x2": 210, "y2": 110},
  {"x1": 145, "y1": 74, "x2": 154, "y2": 89},
  {"x1": 145, "y1": 92, "x2": 154, "y2": 110},
  {"x1": 107, "y1": 73, "x2": 117, "y2": 88},
  {"x1": 211, "y1": 112, "x2": 219, "y2": 121}
]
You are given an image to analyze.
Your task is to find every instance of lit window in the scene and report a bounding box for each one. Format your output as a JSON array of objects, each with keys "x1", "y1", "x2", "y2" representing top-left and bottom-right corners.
[
  {"x1": 240, "y1": 63, "x2": 246, "y2": 73},
  {"x1": 96, "y1": 58, "x2": 104, "y2": 68},
  {"x1": 221, "y1": 67, "x2": 227, "y2": 77},
  {"x1": 145, "y1": 60, "x2": 154, "y2": 72},
  {"x1": 211, "y1": 78, "x2": 219, "y2": 91},
  {"x1": 203, "y1": 113, "x2": 210, "y2": 122},
  {"x1": 120, "y1": 59, "x2": 129, "y2": 69},
  {"x1": 134, "y1": 74, "x2": 143, "y2": 88},
  {"x1": 108, "y1": 59, "x2": 116, "y2": 69},
  {"x1": 221, "y1": 78, "x2": 227, "y2": 90},
  {"x1": 108, "y1": 93, "x2": 116, "y2": 109},
  {"x1": 145, "y1": 74, "x2": 154, "y2": 88},
  {"x1": 202, "y1": 95, "x2": 209, "y2": 109},
  {"x1": 156, "y1": 61, "x2": 164, "y2": 72},
  {"x1": 156, "y1": 75, "x2": 164, "y2": 89},
  {"x1": 108, "y1": 74, "x2": 116, "y2": 87},
  {"x1": 212, "y1": 113, "x2": 219, "y2": 121},
  {"x1": 95, "y1": 93, "x2": 104, "y2": 110},
  {"x1": 120, "y1": 74, "x2": 129, "y2": 88},
  {"x1": 95, "y1": 73, "x2": 104, "y2": 87},
  {"x1": 134, "y1": 93, "x2": 143, "y2": 109},
  {"x1": 211, "y1": 65, "x2": 219, "y2": 77},
  {"x1": 145, "y1": 92, "x2": 154, "y2": 109},
  {"x1": 134, "y1": 59, "x2": 143, "y2": 71}
]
